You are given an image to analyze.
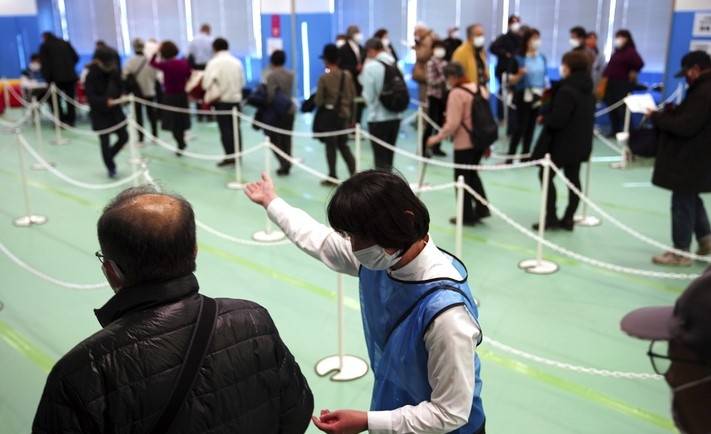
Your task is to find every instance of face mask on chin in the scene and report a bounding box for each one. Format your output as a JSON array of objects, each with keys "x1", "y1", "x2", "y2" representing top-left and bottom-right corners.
[{"x1": 353, "y1": 244, "x2": 402, "y2": 270}]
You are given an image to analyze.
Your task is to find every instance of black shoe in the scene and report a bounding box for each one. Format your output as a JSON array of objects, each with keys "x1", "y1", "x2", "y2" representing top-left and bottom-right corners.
[
  {"x1": 432, "y1": 149, "x2": 447, "y2": 157},
  {"x1": 559, "y1": 218, "x2": 575, "y2": 231},
  {"x1": 449, "y1": 217, "x2": 477, "y2": 227},
  {"x1": 276, "y1": 168, "x2": 290, "y2": 176},
  {"x1": 476, "y1": 209, "x2": 491, "y2": 220},
  {"x1": 108, "y1": 168, "x2": 117, "y2": 178},
  {"x1": 217, "y1": 159, "x2": 236, "y2": 167},
  {"x1": 532, "y1": 220, "x2": 561, "y2": 231}
]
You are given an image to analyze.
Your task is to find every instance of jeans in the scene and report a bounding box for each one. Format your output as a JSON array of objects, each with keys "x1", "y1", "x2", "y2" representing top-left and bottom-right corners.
[
  {"x1": 454, "y1": 148, "x2": 488, "y2": 222},
  {"x1": 214, "y1": 102, "x2": 242, "y2": 158},
  {"x1": 323, "y1": 119, "x2": 356, "y2": 178},
  {"x1": 671, "y1": 192, "x2": 711, "y2": 249}
]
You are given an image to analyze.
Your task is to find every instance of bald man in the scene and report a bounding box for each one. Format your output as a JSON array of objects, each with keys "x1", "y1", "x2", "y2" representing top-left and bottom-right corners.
[{"x1": 33, "y1": 186, "x2": 313, "y2": 433}]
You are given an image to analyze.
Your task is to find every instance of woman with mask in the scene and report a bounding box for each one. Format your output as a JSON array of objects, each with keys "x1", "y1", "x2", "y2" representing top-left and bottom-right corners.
[
  {"x1": 84, "y1": 47, "x2": 128, "y2": 178},
  {"x1": 245, "y1": 169, "x2": 486, "y2": 434},
  {"x1": 421, "y1": 40, "x2": 449, "y2": 157},
  {"x1": 601, "y1": 29, "x2": 644, "y2": 137},
  {"x1": 506, "y1": 28, "x2": 547, "y2": 164},
  {"x1": 373, "y1": 28, "x2": 398, "y2": 62},
  {"x1": 532, "y1": 50, "x2": 595, "y2": 231}
]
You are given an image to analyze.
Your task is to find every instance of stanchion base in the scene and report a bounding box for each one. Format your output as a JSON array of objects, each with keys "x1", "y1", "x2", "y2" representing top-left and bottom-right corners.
[
  {"x1": 315, "y1": 355, "x2": 369, "y2": 381},
  {"x1": 409, "y1": 182, "x2": 433, "y2": 193},
  {"x1": 252, "y1": 230, "x2": 286, "y2": 242},
  {"x1": 128, "y1": 157, "x2": 148, "y2": 165},
  {"x1": 31, "y1": 162, "x2": 56, "y2": 170},
  {"x1": 610, "y1": 161, "x2": 627, "y2": 169},
  {"x1": 518, "y1": 258, "x2": 559, "y2": 275},
  {"x1": 51, "y1": 138, "x2": 69, "y2": 145},
  {"x1": 13, "y1": 215, "x2": 48, "y2": 227},
  {"x1": 226, "y1": 181, "x2": 247, "y2": 190},
  {"x1": 574, "y1": 214, "x2": 602, "y2": 227}
]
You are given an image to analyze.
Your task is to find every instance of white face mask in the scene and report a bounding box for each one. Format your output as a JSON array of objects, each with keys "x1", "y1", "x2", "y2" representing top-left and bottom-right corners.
[
  {"x1": 510, "y1": 23, "x2": 521, "y2": 33},
  {"x1": 569, "y1": 38, "x2": 581, "y2": 48},
  {"x1": 353, "y1": 33, "x2": 364, "y2": 44},
  {"x1": 529, "y1": 39, "x2": 541, "y2": 50},
  {"x1": 381, "y1": 38, "x2": 390, "y2": 47},
  {"x1": 433, "y1": 48, "x2": 446, "y2": 59},
  {"x1": 29, "y1": 62, "x2": 41, "y2": 71},
  {"x1": 450, "y1": 31, "x2": 460, "y2": 39},
  {"x1": 335, "y1": 39, "x2": 346, "y2": 48},
  {"x1": 614, "y1": 37, "x2": 625, "y2": 49},
  {"x1": 473, "y1": 36, "x2": 485, "y2": 48},
  {"x1": 558, "y1": 65, "x2": 567, "y2": 78},
  {"x1": 353, "y1": 244, "x2": 402, "y2": 270}
]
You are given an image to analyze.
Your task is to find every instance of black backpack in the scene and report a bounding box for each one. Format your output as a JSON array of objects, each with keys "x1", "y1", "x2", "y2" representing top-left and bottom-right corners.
[
  {"x1": 376, "y1": 60, "x2": 410, "y2": 112},
  {"x1": 458, "y1": 85, "x2": 499, "y2": 148}
]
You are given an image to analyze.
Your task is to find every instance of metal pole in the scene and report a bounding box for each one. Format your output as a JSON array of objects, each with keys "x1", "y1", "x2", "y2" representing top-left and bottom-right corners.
[
  {"x1": 455, "y1": 175, "x2": 464, "y2": 258},
  {"x1": 354, "y1": 123, "x2": 361, "y2": 173},
  {"x1": 31, "y1": 97, "x2": 54, "y2": 170},
  {"x1": 13, "y1": 133, "x2": 48, "y2": 227},
  {"x1": 226, "y1": 106, "x2": 246, "y2": 190}
]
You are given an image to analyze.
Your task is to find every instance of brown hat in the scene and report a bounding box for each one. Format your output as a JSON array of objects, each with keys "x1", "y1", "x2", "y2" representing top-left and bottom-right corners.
[
  {"x1": 621, "y1": 266, "x2": 711, "y2": 363},
  {"x1": 674, "y1": 50, "x2": 711, "y2": 78}
]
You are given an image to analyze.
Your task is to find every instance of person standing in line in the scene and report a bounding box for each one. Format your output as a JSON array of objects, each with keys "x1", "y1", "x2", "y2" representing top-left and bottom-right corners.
[
  {"x1": 621, "y1": 267, "x2": 711, "y2": 434},
  {"x1": 452, "y1": 24, "x2": 489, "y2": 87},
  {"x1": 412, "y1": 22, "x2": 438, "y2": 105},
  {"x1": 489, "y1": 15, "x2": 522, "y2": 126},
  {"x1": 421, "y1": 40, "x2": 449, "y2": 158},
  {"x1": 32, "y1": 185, "x2": 314, "y2": 433},
  {"x1": 84, "y1": 48, "x2": 128, "y2": 179},
  {"x1": 373, "y1": 28, "x2": 398, "y2": 62},
  {"x1": 263, "y1": 50, "x2": 297, "y2": 176},
  {"x1": 531, "y1": 50, "x2": 595, "y2": 231},
  {"x1": 202, "y1": 37, "x2": 245, "y2": 168},
  {"x1": 442, "y1": 26, "x2": 463, "y2": 62},
  {"x1": 338, "y1": 25, "x2": 365, "y2": 127},
  {"x1": 568, "y1": 26, "x2": 594, "y2": 69},
  {"x1": 601, "y1": 29, "x2": 644, "y2": 137},
  {"x1": 39, "y1": 32, "x2": 80, "y2": 127},
  {"x1": 186, "y1": 23, "x2": 214, "y2": 122},
  {"x1": 314, "y1": 44, "x2": 357, "y2": 186},
  {"x1": 359, "y1": 38, "x2": 402, "y2": 171},
  {"x1": 122, "y1": 38, "x2": 158, "y2": 143},
  {"x1": 647, "y1": 51, "x2": 711, "y2": 266},
  {"x1": 244, "y1": 169, "x2": 485, "y2": 434},
  {"x1": 506, "y1": 28, "x2": 547, "y2": 164},
  {"x1": 586, "y1": 31, "x2": 606, "y2": 92},
  {"x1": 150, "y1": 41, "x2": 192, "y2": 156},
  {"x1": 427, "y1": 61, "x2": 492, "y2": 227}
]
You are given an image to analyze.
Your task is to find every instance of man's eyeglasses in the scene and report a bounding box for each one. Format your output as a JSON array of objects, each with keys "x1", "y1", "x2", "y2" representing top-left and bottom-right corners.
[{"x1": 646, "y1": 340, "x2": 708, "y2": 376}]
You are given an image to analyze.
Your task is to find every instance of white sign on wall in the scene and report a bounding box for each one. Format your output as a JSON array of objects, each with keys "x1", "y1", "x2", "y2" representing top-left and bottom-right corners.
[
  {"x1": 0, "y1": 0, "x2": 37, "y2": 16},
  {"x1": 693, "y1": 12, "x2": 711, "y2": 37},
  {"x1": 690, "y1": 39, "x2": 711, "y2": 54}
]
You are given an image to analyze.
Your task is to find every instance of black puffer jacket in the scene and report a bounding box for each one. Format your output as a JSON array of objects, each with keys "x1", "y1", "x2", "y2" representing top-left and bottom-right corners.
[
  {"x1": 651, "y1": 72, "x2": 711, "y2": 193},
  {"x1": 32, "y1": 274, "x2": 314, "y2": 433},
  {"x1": 540, "y1": 70, "x2": 595, "y2": 166},
  {"x1": 84, "y1": 63, "x2": 126, "y2": 132}
]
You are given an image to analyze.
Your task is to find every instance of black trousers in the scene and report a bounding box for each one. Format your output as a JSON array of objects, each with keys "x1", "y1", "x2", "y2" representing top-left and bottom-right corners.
[
  {"x1": 55, "y1": 81, "x2": 77, "y2": 126},
  {"x1": 604, "y1": 79, "x2": 633, "y2": 135},
  {"x1": 421, "y1": 96, "x2": 445, "y2": 155},
  {"x1": 454, "y1": 148, "x2": 489, "y2": 222},
  {"x1": 214, "y1": 102, "x2": 242, "y2": 158},
  {"x1": 99, "y1": 126, "x2": 128, "y2": 172},
  {"x1": 324, "y1": 119, "x2": 356, "y2": 178},
  {"x1": 368, "y1": 119, "x2": 401, "y2": 170},
  {"x1": 507, "y1": 91, "x2": 538, "y2": 160},
  {"x1": 134, "y1": 97, "x2": 158, "y2": 142},
  {"x1": 266, "y1": 113, "x2": 295, "y2": 172},
  {"x1": 539, "y1": 161, "x2": 582, "y2": 222}
]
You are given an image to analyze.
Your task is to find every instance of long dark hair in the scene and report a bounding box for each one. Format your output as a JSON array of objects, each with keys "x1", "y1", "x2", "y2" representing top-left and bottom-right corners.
[
  {"x1": 615, "y1": 29, "x2": 636, "y2": 49},
  {"x1": 518, "y1": 28, "x2": 540, "y2": 56}
]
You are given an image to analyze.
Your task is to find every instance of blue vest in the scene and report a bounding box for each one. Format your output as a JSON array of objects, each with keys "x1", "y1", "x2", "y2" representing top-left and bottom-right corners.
[{"x1": 359, "y1": 249, "x2": 485, "y2": 433}]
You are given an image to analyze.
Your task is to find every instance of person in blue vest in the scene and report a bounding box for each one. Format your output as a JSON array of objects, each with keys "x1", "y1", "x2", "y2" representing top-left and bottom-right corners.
[{"x1": 245, "y1": 169, "x2": 485, "y2": 434}]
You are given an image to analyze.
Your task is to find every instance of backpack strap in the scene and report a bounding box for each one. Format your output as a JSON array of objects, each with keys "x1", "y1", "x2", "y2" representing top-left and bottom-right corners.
[
  {"x1": 455, "y1": 85, "x2": 477, "y2": 135},
  {"x1": 147, "y1": 295, "x2": 218, "y2": 434}
]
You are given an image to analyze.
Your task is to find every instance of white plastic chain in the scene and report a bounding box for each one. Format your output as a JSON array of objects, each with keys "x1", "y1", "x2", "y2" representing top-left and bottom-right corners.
[
  {"x1": 39, "y1": 104, "x2": 129, "y2": 135},
  {"x1": 52, "y1": 86, "x2": 89, "y2": 111},
  {"x1": 0, "y1": 106, "x2": 34, "y2": 128}
]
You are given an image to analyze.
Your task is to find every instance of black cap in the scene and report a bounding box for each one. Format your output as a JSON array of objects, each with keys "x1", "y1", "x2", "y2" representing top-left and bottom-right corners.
[
  {"x1": 319, "y1": 44, "x2": 339, "y2": 63},
  {"x1": 621, "y1": 266, "x2": 711, "y2": 363},
  {"x1": 674, "y1": 50, "x2": 711, "y2": 78}
]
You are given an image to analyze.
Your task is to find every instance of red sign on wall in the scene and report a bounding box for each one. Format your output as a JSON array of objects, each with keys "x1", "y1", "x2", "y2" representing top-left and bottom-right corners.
[{"x1": 271, "y1": 15, "x2": 281, "y2": 37}]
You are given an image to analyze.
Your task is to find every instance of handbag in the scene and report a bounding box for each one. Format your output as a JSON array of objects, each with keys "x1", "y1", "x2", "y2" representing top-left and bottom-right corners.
[
  {"x1": 628, "y1": 118, "x2": 658, "y2": 157},
  {"x1": 312, "y1": 71, "x2": 345, "y2": 134},
  {"x1": 147, "y1": 295, "x2": 218, "y2": 434}
]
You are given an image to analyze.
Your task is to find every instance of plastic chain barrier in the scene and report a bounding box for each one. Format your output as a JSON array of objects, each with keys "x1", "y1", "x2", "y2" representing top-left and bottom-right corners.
[
  {"x1": 52, "y1": 86, "x2": 90, "y2": 111},
  {"x1": 592, "y1": 129, "x2": 625, "y2": 154},
  {"x1": 39, "y1": 104, "x2": 129, "y2": 136},
  {"x1": 0, "y1": 106, "x2": 34, "y2": 128},
  {"x1": 6, "y1": 84, "x2": 54, "y2": 109}
]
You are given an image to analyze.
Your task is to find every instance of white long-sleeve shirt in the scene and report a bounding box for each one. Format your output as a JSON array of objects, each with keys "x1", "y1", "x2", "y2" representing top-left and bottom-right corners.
[
  {"x1": 202, "y1": 50, "x2": 245, "y2": 104},
  {"x1": 267, "y1": 198, "x2": 481, "y2": 434}
]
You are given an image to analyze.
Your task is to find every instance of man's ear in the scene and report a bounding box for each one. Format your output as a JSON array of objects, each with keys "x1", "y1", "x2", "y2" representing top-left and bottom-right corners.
[{"x1": 404, "y1": 210, "x2": 415, "y2": 226}]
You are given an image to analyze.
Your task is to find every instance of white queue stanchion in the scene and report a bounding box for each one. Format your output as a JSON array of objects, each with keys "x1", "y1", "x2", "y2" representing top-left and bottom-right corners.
[
  {"x1": 13, "y1": 132, "x2": 48, "y2": 227},
  {"x1": 354, "y1": 122, "x2": 362, "y2": 174},
  {"x1": 518, "y1": 154, "x2": 558, "y2": 274},
  {"x1": 226, "y1": 106, "x2": 247, "y2": 190},
  {"x1": 49, "y1": 84, "x2": 68, "y2": 145},
  {"x1": 454, "y1": 175, "x2": 465, "y2": 258},
  {"x1": 127, "y1": 95, "x2": 146, "y2": 186},
  {"x1": 315, "y1": 273, "x2": 369, "y2": 381},
  {"x1": 30, "y1": 97, "x2": 55, "y2": 171},
  {"x1": 252, "y1": 138, "x2": 286, "y2": 242},
  {"x1": 573, "y1": 160, "x2": 601, "y2": 227}
]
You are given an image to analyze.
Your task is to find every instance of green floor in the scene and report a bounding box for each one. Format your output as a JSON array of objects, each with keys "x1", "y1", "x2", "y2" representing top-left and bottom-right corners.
[{"x1": 0, "y1": 103, "x2": 701, "y2": 433}]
